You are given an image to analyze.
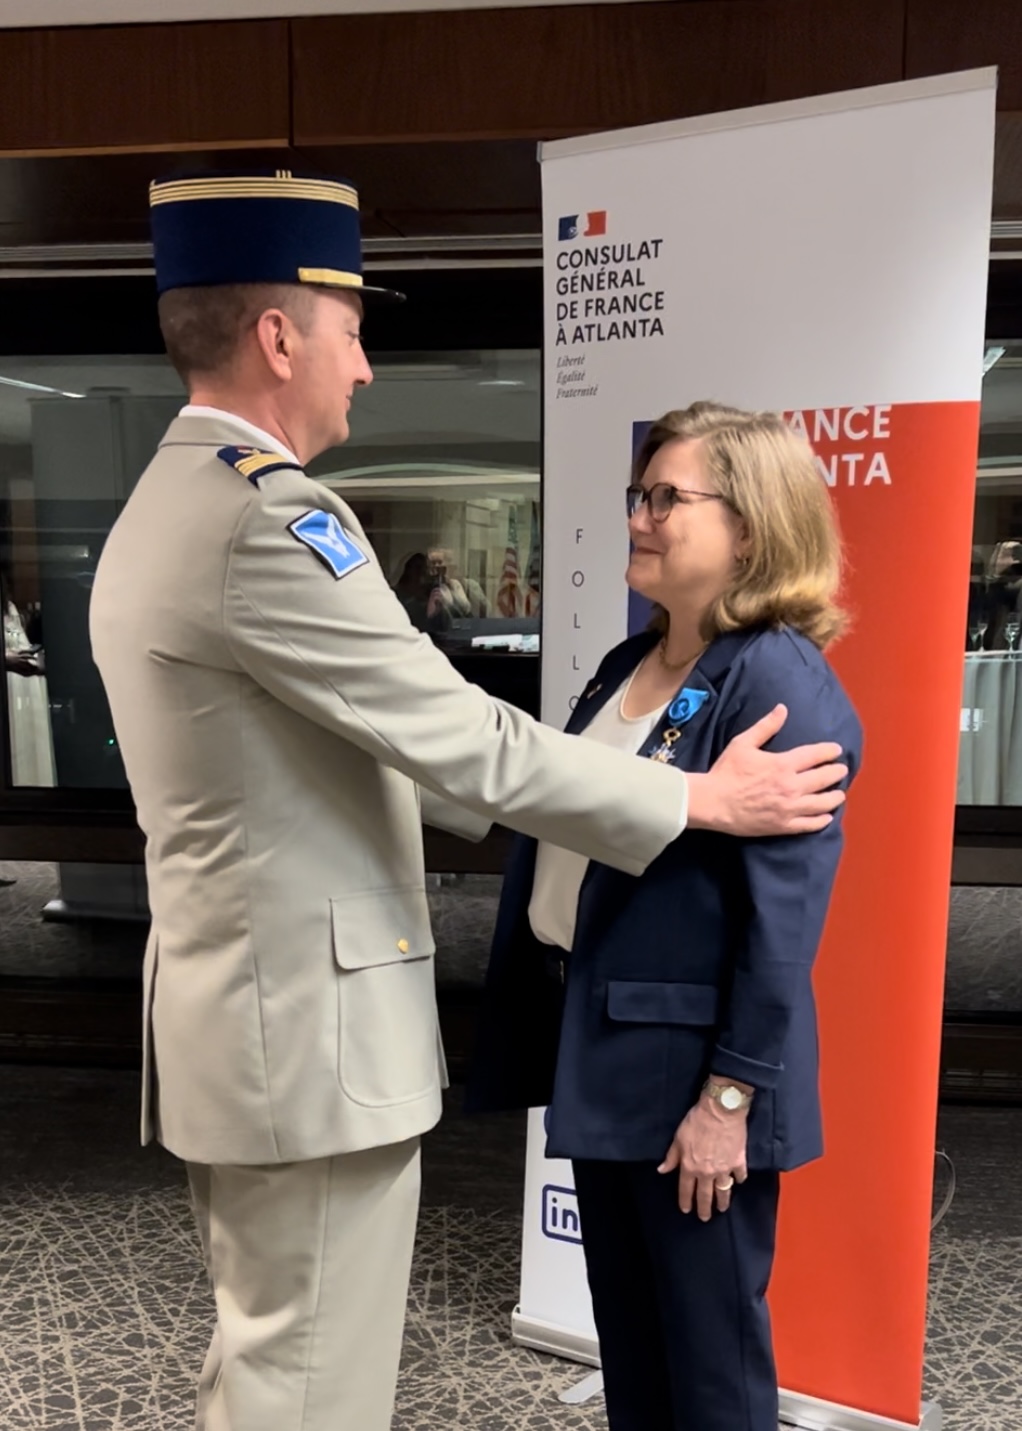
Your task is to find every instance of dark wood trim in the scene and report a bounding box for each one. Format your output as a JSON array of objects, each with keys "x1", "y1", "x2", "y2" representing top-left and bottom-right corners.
[
  {"x1": 0, "y1": 819, "x2": 144, "y2": 863},
  {"x1": 3, "y1": 981, "x2": 1021, "y2": 1109},
  {"x1": 292, "y1": 0, "x2": 906, "y2": 145},
  {"x1": 940, "y1": 1016, "x2": 1022, "y2": 1104},
  {"x1": 906, "y1": 0, "x2": 1022, "y2": 111},
  {"x1": 0, "y1": 817, "x2": 514, "y2": 872},
  {"x1": 0, "y1": 20, "x2": 290, "y2": 155},
  {"x1": 951, "y1": 839, "x2": 1022, "y2": 887},
  {"x1": 424, "y1": 827, "x2": 513, "y2": 874},
  {"x1": 0, "y1": 976, "x2": 482, "y2": 1080},
  {"x1": 0, "y1": 978, "x2": 140, "y2": 1067},
  {"x1": 4, "y1": 1, "x2": 1022, "y2": 166},
  {"x1": 955, "y1": 808, "x2": 1022, "y2": 838},
  {"x1": 2, "y1": 816, "x2": 1020, "y2": 880}
]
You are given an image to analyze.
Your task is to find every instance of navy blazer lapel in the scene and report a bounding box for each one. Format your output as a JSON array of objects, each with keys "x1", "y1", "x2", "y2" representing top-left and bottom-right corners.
[
  {"x1": 566, "y1": 631, "x2": 659, "y2": 735},
  {"x1": 638, "y1": 628, "x2": 760, "y2": 766}
]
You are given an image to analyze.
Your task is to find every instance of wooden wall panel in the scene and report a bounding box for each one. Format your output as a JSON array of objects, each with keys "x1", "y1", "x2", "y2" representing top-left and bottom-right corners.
[
  {"x1": 906, "y1": 0, "x2": 1022, "y2": 111},
  {"x1": 292, "y1": 0, "x2": 906, "y2": 144},
  {"x1": 0, "y1": 20, "x2": 290, "y2": 156}
]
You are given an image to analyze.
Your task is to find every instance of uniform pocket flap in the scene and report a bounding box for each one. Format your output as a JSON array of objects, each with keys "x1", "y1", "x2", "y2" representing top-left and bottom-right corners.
[
  {"x1": 607, "y1": 979, "x2": 719, "y2": 1026},
  {"x1": 331, "y1": 887, "x2": 436, "y2": 971}
]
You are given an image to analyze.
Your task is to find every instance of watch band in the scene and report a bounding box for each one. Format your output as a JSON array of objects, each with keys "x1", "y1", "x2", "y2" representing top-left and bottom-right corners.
[{"x1": 704, "y1": 1079, "x2": 754, "y2": 1112}]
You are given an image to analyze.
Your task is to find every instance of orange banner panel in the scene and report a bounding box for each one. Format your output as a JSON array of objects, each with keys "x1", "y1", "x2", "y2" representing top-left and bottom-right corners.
[{"x1": 772, "y1": 400, "x2": 980, "y2": 1422}]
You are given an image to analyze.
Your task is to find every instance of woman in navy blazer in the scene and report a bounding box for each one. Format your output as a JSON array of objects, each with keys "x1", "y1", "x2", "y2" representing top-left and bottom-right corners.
[{"x1": 470, "y1": 402, "x2": 862, "y2": 1431}]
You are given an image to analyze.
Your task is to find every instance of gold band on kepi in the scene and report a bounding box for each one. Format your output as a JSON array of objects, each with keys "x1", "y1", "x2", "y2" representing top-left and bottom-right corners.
[
  {"x1": 297, "y1": 268, "x2": 364, "y2": 290},
  {"x1": 150, "y1": 175, "x2": 359, "y2": 209},
  {"x1": 148, "y1": 168, "x2": 404, "y2": 303}
]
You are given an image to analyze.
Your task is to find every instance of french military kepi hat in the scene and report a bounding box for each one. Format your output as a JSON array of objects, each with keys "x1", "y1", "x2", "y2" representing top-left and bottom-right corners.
[{"x1": 149, "y1": 170, "x2": 403, "y2": 302}]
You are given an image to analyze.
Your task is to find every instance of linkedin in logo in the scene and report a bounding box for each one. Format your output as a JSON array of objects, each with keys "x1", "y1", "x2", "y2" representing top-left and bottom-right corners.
[{"x1": 542, "y1": 1184, "x2": 583, "y2": 1244}]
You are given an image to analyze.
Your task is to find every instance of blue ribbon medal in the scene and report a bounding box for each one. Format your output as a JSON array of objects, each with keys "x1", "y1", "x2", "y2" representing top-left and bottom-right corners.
[
  {"x1": 668, "y1": 688, "x2": 710, "y2": 724},
  {"x1": 649, "y1": 687, "x2": 712, "y2": 765}
]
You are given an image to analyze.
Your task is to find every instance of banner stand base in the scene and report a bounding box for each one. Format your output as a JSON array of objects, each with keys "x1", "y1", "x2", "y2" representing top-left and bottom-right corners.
[
  {"x1": 512, "y1": 1308, "x2": 941, "y2": 1431},
  {"x1": 511, "y1": 1308, "x2": 599, "y2": 1369},
  {"x1": 557, "y1": 1370, "x2": 604, "y2": 1406},
  {"x1": 779, "y1": 1393, "x2": 942, "y2": 1431}
]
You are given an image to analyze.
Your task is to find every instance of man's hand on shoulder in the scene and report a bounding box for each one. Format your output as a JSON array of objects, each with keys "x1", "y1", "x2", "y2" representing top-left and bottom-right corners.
[{"x1": 686, "y1": 704, "x2": 847, "y2": 837}]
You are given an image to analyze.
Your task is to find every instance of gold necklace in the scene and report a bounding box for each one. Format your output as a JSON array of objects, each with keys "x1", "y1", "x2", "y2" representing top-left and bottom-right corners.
[{"x1": 657, "y1": 636, "x2": 706, "y2": 672}]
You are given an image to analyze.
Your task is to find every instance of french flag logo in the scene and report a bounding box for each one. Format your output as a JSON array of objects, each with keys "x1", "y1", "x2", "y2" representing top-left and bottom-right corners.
[{"x1": 558, "y1": 210, "x2": 608, "y2": 241}]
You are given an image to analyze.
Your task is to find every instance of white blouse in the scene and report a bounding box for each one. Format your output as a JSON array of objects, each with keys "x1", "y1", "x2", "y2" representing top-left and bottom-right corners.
[{"x1": 528, "y1": 668, "x2": 665, "y2": 951}]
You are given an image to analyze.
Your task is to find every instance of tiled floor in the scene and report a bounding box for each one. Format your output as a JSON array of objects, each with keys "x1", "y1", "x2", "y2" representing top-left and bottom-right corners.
[{"x1": 1, "y1": 1067, "x2": 1021, "y2": 1430}]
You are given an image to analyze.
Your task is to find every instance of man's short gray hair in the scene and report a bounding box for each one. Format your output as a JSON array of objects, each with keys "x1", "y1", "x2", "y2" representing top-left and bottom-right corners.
[{"x1": 157, "y1": 283, "x2": 316, "y2": 383}]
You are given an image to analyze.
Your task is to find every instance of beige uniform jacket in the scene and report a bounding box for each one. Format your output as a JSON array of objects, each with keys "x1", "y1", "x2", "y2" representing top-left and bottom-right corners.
[{"x1": 89, "y1": 412, "x2": 687, "y2": 1165}]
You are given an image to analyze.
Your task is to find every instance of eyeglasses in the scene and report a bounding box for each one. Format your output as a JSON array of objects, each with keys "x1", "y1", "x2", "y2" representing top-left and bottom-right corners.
[{"x1": 625, "y1": 483, "x2": 727, "y2": 523}]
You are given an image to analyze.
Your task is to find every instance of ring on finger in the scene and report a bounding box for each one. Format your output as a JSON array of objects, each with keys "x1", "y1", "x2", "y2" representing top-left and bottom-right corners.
[{"x1": 714, "y1": 1178, "x2": 735, "y2": 1192}]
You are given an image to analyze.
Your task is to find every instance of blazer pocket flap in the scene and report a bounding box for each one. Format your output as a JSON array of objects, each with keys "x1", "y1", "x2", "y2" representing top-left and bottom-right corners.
[
  {"x1": 607, "y1": 980, "x2": 719, "y2": 1026},
  {"x1": 331, "y1": 887, "x2": 436, "y2": 971}
]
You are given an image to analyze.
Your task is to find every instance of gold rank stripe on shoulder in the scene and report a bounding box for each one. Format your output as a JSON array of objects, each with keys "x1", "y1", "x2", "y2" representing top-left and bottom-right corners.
[
  {"x1": 216, "y1": 447, "x2": 302, "y2": 481},
  {"x1": 232, "y1": 451, "x2": 297, "y2": 480},
  {"x1": 149, "y1": 177, "x2": 358, "y2": 210}
]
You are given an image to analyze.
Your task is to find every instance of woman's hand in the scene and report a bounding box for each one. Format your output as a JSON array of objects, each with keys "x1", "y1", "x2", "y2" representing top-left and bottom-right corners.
[{"x1": 659, "y1": 1093, "x2": 749, "y2": 1221}]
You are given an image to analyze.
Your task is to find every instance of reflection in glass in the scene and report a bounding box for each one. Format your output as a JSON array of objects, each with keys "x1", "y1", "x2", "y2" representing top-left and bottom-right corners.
[
  {"x1": 0, "y1": 356, "x2": 186, "y2": 789},
  {"x1": 960, "y1": 342, "x2": 1022, "y2": 803},
  {"x1": 3, "y1": 581, "x2": 55, "y2": 786},
  {"x1": 326, "y1": 467, "x2": 541, "y2": 654},
  {"x1": 0, "y1": 348, "x2": 543, "y2": 791}
]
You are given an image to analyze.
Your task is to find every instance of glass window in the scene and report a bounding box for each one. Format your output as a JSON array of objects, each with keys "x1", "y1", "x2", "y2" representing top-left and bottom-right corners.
[
  {"x1": 310, "y1": 350, "x2": 541, "y2": 655},
  {"x1": 1, "y1": 357, "x2": 185, "y2": 794},
  {"x1": 0, "y1": 348, "x2": 540, "y2": 794},
  {"x1": 960, "y1": 342, "x2": 1022, "y2": 806}
]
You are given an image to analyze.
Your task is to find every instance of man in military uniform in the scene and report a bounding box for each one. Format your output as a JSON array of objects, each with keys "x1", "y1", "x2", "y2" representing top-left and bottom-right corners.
[{"x1": 89, "y1": 170, "x2": 847, "y2": 1431}]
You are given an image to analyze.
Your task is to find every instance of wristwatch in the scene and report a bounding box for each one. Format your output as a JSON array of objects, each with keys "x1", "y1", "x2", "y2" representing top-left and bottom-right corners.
[{"x1": 703, "y1": 1079, "x2": 753, "y2": 1112}]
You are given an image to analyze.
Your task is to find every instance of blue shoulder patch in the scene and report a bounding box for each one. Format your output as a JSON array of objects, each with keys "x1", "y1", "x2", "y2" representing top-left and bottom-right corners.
[
  {"x1": 288, "y1": 510, "x2": 369, "y2": 581},
  {"x1": 217, "y1": 446, "x2": 304, "y2": 486}
]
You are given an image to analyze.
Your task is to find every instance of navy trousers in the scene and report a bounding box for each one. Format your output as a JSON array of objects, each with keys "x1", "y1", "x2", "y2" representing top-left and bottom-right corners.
[{"x1": 572, "y1": 1159, "x2": 780, "y2": 1431}]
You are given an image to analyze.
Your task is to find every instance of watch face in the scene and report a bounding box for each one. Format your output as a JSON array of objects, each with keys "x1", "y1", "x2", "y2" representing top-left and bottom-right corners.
[{"x1": 720, "y1": 1086, "x2": 744, "y2": 1111}]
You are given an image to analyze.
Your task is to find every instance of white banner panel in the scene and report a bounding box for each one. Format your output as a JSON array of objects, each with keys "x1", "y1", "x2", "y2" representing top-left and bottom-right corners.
[
  {"x1": 514, "y1": 1109, "x2": 597, "y2": 1363},
  {"x1": 519, "y1": 69, "x2": 996, "y2": 1429},
  {"x1": 538, "y1": 71, "x2": 996, "y2": 729}
]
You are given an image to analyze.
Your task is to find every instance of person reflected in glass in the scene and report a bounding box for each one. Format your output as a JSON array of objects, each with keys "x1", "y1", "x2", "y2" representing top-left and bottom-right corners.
[
  {"x1": 427, "y1": 546, "x2": 489, "y2": 622},
  {"x1": 984, "y1": 540, "x2": 1022, "y2": 650},
  {"x1": 392, "y1": 551, "x2": 442, "y2": 634},
  {"x1": 3, "y1": 566, "x2": 55, "y2": 788},
  {"x1": 470, "y1": 403, "x2": 862, "y2": 1431},
  {"x1": 967, "y1": 546, "x2": 991, "y2": 651}
]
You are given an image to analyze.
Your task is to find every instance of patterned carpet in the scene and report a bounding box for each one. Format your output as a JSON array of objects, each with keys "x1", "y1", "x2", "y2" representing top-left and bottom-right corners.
[
  {"x1": 0, "y1": 1189, "x2": 588, "y2": 1431},
  {"x1": 0, "y1": 1068, "x2": 1020, "y2": 1431}
]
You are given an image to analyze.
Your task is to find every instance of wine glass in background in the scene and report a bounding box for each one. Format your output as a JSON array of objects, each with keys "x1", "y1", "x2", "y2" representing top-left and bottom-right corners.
[
  {"x1": 969, "y1": 617, "x2": 989, "y2": 651},
  {"x1": 1005, "y1": 615, "x2": 1021, "y2": 653}
]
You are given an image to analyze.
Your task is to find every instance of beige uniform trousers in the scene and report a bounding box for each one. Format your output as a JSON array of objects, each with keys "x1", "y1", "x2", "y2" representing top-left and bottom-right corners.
[{"x1": 187, "y1": 1138, "x2": 421, "y2": 1431}]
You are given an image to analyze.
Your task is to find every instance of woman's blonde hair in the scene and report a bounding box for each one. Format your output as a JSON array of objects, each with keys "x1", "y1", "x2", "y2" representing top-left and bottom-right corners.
[{"x1": 636, "y1": 401, "x2": 848, "y2": 650}]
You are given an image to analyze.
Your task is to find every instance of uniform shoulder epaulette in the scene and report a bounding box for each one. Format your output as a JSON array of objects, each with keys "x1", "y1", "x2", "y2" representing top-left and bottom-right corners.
[{"x1": 217, "y1": 445, "x2": 304, "y2": 486}]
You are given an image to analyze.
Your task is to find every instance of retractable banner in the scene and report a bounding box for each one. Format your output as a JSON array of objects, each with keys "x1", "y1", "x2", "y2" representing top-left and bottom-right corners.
[{"x1": 517, "y1": 71, "x2": 996, "y2": 1428}]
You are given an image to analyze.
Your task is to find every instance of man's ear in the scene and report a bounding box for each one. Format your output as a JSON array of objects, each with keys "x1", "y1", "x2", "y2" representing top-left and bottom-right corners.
[{"x1": 254, "y1": 309, "x2": 294, "y2": 380}]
